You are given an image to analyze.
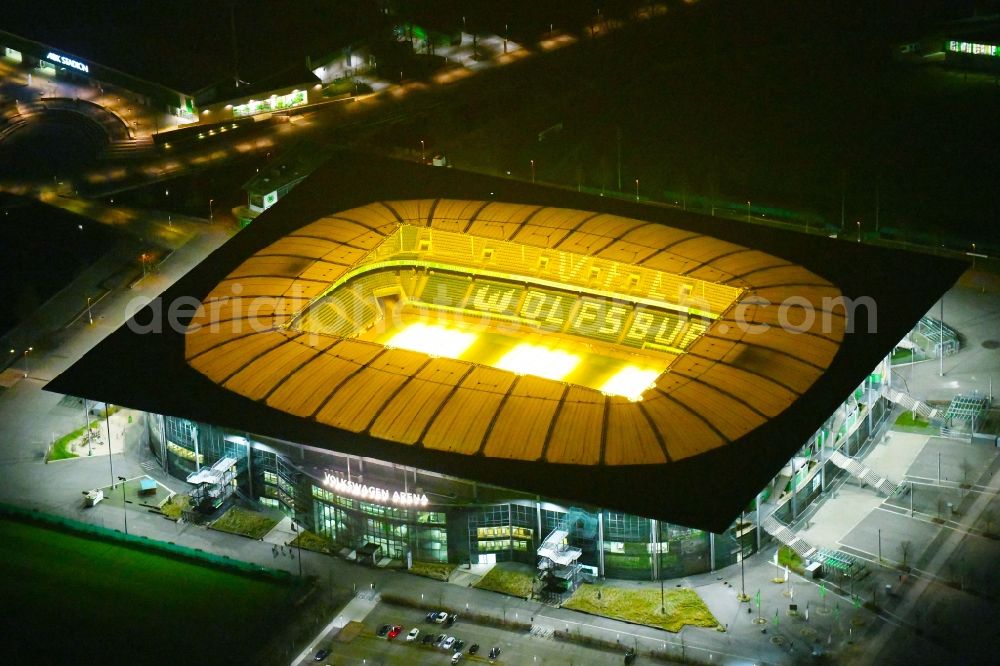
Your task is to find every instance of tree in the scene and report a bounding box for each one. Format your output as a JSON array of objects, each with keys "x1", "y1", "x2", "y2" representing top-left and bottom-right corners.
[
  {"x1": 898, "y1": 540, "x2": 912, "y2": 567},
  {"x1": 982, "y1": 508, "x2": 996, "y2": 537},
  {"x1": 959, "y1": 458, "x2": 973, "y2": 487}
]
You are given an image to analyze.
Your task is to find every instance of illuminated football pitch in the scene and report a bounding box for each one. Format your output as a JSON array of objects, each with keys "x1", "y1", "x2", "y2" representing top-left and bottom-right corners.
[{"x1": 377, "y1": 321, "x2": 665, "y2": 401}]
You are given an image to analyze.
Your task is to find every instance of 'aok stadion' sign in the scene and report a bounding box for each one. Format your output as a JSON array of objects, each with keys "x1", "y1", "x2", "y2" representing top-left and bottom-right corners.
[
  {"x1": 323, "y1": 472, "x2": 429, "y2": 507},
  {"x1": 46, "y1": 52, "x2": 89, "y2": 73}
]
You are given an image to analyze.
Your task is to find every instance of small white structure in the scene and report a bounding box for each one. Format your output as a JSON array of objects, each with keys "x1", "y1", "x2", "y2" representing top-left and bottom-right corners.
[{"x1": 84, "y1": 488, "x2": 104, "y2": 507}]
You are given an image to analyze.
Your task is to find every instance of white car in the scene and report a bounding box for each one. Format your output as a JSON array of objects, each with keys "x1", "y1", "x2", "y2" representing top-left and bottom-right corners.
[
  {"x1": 432, "y1": 611, "x2": 449, "y2": 624},
  {"x1": 442, "y1": 636, "x2": 456, "y2": 651},
  {"x1": 406, "y1": 628, "x2": 419, "y2": 642},
  {"x1": 451, "y1": 652, "x2": 463, "y2": 664}
]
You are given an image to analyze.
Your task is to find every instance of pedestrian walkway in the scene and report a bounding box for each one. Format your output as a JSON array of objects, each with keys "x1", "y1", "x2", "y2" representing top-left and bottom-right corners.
[
  {"x1": 263, "y1": 515, "x2": 298, "y2": 546},
  {"x1": 864, "y1": 432, "x2": 930, "y2": 481},
  {"x1": 291, "y1": 593, "x2": 380, "y2": 666}
]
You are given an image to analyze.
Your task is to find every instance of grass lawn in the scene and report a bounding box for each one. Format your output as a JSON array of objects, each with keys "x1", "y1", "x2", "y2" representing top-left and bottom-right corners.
[
  {"x1": 408, "y1": 560, "x2": 456, "y2": 581},
  {"x1": 289, "y1": 529, "x2": 335, "y2": 554},
  {"x1": 562, "y1": 583, "x2": 718, "y2": 633},
  {"x1": 778, "y1": 545, "x2": 805, "y2": 575},
  {"x1": 474, "y1": 566, "x2": 534, "y2": 598},
  {"x1": 210, "y1": 506, "x2": 278, "y2": 539},
  {"x1": 895, "y1": 411, "x2": 931, "y2": 429},
  {"x1": 0, "y1": 517, "x2": 298, "y2": 663},
  {"x1": 890, "y1": 348, "x2": 915, "y2": 364},
  {"x1": 160, "y1": 493, "x2": 190, "y2": 520},
  {"x1": 46, "y1": 420, "x2": 102, "y2": 461}
]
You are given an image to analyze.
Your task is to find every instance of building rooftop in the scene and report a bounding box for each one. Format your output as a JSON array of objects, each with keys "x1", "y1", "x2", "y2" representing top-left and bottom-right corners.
[
  {"x1": 46, "y1": 152, "x2": 965, "y2": 531},
  {"x1": 243, "y1": 146, "x2": 331, "y2": 196}
]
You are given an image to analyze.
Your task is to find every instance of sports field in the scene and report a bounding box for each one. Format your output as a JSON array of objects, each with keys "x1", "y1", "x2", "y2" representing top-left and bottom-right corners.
[{"x1": 0, "y1": 518, "x2": 298, "y2": 663}]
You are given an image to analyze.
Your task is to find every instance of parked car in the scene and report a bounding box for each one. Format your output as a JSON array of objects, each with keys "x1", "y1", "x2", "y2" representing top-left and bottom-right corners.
[
  {"x1": 387, "y1": 625, "x2": 403, "y2": 639},
  {"x1": 421, "y1": 634, "x2": 435, "y2": 645},
  {"x1": 624, "y1": 647, "x2": 636, "y2": 664},
  {"x1": 446, "y1": 613, "x2": 458, "y2": 626},
  {"x1": 313, "y1": 647, "x2": 329, "y2": 662},
  {"x1": 434, "y1": 634, "x2": 447, "y2": 647},
  {"x1": 406, "y1": 627, "x2": 420, "y2": 642},
  {"x1": 442, "y1": 636, "x2": 456, "y2": 650},
  {"x1": 451, "y1": 652, "x2": 464, "y2": 664},
  {"x1": 469, "y1": 644, "x2": 480, "y2": 655},
  {"x1": 454, "y1": 639, "x2": 465, "y2": 651},
  {"x1": 488, "y1": 646, "x2": 502, "y2": 661},
  {"x1": 432, "y1": 611, "x2": 449, "y2": 624},
  {"x1": 426, "y1": 611, "x2": 439, "y2": 622},
  {"x1": 376, "y1": 624, "x2": 391, "y2": 637}
]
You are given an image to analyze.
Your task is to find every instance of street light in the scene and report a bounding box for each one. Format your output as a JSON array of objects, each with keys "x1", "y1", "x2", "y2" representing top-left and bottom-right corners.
[
  {"x1": 856, "y1": 220, "x2": 862, "y2": 243},
  {"x1": 117, "y1": 475, "x2": 128, "y2": 536},
  {"x1": 420, "y1": 139, "x2": 425, "y2": 163},
  {"x1": 22, "y1": 346, "x2": 33, "y2": 378},
  {"x1": 86, "y1": 296, "x2": 93, "y2": 325},
  {"x1": 739, "y1": 510, "x2": 747, "y2": 602},
  {"x1": 140, "y1": 253, "x2": 148, "y2": 278},
  {"x1": 530, "y1": 159, "x2": 535, "y2": 183},
  {"x1": 635, "y1": 178, "x2": 639, "y2": 201},
  {"x1": 209, "y1": 198, "x2": 215, "y2": 221},
  {"x1": 746, "y1": 200, "x2": 751, "y2": 224}
]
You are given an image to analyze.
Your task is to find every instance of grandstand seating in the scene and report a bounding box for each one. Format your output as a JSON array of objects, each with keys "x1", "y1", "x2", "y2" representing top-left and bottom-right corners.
[
  {"x1": 417, "y1": 272, "x2": 474, "y2": 308},
  {"x1": 295, "y1": 271, "x2": 390, "y2": 337},
  {"x1": 364, "y1": 225, "x2": 741, "y2": 320},
  {"x1": 290, "y1": 261, "x2": 712, "y2": 353}
]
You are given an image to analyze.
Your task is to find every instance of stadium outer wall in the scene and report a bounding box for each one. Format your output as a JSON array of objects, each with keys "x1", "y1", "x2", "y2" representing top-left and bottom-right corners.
[{"x1": 146, "y1": 364, "x2": 892, "y2": 583}]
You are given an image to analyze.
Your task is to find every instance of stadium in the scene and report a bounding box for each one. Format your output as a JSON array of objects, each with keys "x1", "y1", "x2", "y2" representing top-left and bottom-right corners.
[{"x1": 49, "y1": 152, "x2": 964, "y2": 583}]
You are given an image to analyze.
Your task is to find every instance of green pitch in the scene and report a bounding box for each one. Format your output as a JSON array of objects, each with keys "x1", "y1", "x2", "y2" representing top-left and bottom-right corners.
[{"x1": 1, "y1": 518, "x2": 297, "y2": 663}]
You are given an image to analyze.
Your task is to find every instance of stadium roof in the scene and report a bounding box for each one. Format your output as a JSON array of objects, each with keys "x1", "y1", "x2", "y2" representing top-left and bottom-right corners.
[{"x1": 47, "y1": 152, "x2": 965, "y2": 531}]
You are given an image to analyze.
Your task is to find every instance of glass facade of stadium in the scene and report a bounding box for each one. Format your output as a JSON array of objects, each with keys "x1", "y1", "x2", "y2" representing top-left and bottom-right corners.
[{"x1": 146, "y1": 360, "x2": 891, "y2": 582}]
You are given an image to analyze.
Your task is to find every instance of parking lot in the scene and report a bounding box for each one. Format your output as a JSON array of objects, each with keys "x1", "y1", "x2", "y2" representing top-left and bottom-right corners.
[{"x1": 311, "y1": 601, "x2": 632, "y2": 665}]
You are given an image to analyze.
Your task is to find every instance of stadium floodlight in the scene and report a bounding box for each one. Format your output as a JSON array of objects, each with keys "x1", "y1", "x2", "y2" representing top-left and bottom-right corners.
[
  {"x1": 495, "y1": 343, "x2": 579, "y2": 381},
  {"x1": 600, "y1": 366, "x2": 661, "y2": 401},
  {"x1": 385, "y1": 323, "x2": 477, "y2": 358}
]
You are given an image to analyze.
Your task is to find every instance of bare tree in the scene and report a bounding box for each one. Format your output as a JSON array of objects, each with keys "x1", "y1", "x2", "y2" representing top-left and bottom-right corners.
[
  {"x1": 960, "y1": 458, "x2": 973, "y2": 486},
  {"x1": 982, "y1": 508, "x2": 996, "y2": 537},
  {"x1": 898, "y1": 540, "x2": 912, "y2": 567}
]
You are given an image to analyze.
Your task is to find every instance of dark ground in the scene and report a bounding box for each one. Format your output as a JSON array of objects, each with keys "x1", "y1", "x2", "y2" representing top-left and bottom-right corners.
[
  {"x1": 0, "y1": 516, "x2": 303, "y2": 664},
  {"x1": 0, "y1": 194, "x2": 122, "y2": 338},
  {"x1": 358, "y1": 0, "x2": 1000, "y2": 248}
]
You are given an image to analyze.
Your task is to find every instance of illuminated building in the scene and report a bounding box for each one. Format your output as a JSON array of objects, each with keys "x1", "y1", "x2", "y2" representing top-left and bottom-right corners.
[{"x1": 49, "y1": 154, "x2": 962, "y2": 581}]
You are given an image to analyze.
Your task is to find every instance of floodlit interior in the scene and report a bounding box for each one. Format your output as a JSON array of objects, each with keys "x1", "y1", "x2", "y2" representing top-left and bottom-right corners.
[
  {"x1": 495, "y1": 343, "x2": 580, "y2": 382},
  {"x1": 185, "y1": 199, "x2": 846, "y2": 466},
  {"x1": 385, "y1": 322, "x2": 477, "y2": 357},
  {"x1": 599, "y1": 366, "x2": 662, "y2": 402},
  {"x1": 377, "y1": 322, "x2": 663, "y2": 399}
]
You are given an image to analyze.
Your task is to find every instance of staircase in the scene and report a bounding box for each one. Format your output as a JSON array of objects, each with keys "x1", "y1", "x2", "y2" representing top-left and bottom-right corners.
[
  {"x1": 762, "y1": 514, "x2": 816, "y2": 559},
  {"x1": 882, "y1": 386, "x2": 940, "y2": 419},
  {"x1": 828, "y1": 450, "x2": 901, "y2": 496},
  {"x1": 100, "y1": 136, "x2": 156, "y2": 160}
]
